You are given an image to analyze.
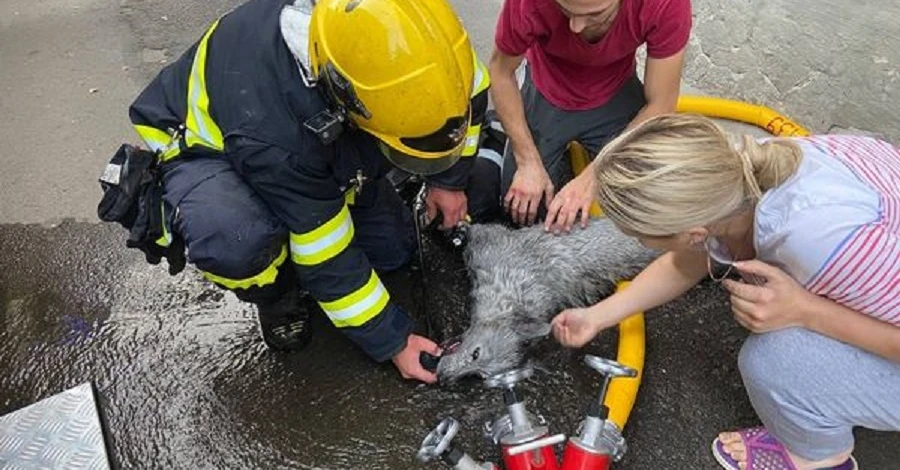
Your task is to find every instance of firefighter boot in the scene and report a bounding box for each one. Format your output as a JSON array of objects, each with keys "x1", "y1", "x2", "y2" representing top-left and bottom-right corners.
[{"x1": 256, "y1": 288, "x2": 314, "y2": 352}]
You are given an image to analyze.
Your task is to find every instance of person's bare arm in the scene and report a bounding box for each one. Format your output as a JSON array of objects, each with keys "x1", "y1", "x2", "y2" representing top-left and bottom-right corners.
[
  {"x1": 489, "y1": 47, "x2": 555, "y2": 225},
  {"x1": 489, "y1": 48, "x2": 537, "y2": 167},
  {"x1": 544, "y1": 49, "x2": 687, "y2": 232},
  {"x1": 552, "y1": 249, "x2": 707, "y2": 347},
  {"x1": 625, "y1": 48, "x2": 686, "y2": 131},
  {"x1": 806, "y1": 296, "x2": 900, "y2": 362},
  {"x1": 592, "y1": 249, "x2": 708, "y2": 329}
]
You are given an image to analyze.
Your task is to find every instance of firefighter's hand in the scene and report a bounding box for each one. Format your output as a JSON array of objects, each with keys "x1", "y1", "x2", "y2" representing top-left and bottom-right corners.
[
  {"x1": 426, "y1": 187, "x2": 467, "y2": 230},
  {"x1": 551, "y1": 306, "x2": 602, "y2": 348},
  {"x1": 544, "y1": 171, "x2": 595, "y2": 234},
  {"x1": 392, "y1": 333, "x2": 441, "y2": 384},
  {"x1": 505, "y1": 161, "x2": 554, "y2": 226}
]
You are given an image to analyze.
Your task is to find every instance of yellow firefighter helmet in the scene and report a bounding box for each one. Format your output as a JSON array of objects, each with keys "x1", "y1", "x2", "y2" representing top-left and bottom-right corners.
[{"x1": 309, "y1": 0, "x2": 475, "y2": 175}]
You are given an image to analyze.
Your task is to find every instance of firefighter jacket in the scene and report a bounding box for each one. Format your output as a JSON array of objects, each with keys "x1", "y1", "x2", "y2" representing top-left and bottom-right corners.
[{"x1": 127, "y1": 0, "x2": 491, "y2": 362}]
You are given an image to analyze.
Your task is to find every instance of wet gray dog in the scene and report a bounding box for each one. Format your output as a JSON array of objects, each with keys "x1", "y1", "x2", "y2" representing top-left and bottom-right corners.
[{"x1": 436, "y1": 218, "x2": 658, "y2": 383}]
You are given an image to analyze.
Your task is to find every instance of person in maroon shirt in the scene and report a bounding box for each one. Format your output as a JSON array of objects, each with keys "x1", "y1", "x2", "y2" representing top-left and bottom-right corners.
[{"x1": 489, "y1": 0, "x2": 693, "y2": 230}]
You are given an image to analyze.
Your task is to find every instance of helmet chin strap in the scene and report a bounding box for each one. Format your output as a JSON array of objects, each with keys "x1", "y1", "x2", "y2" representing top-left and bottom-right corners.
[
  {"x1": 321, "y1": 62, "x2": 371, "y2": 120},
  {"x1": 322, "y1": 88, "x2": 353, "y2": 125}
]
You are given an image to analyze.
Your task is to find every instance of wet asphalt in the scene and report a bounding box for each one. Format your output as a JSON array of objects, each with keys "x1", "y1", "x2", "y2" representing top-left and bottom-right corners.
[{"x1": 1, "y1": 221, "x2": 897, "y2": 469}]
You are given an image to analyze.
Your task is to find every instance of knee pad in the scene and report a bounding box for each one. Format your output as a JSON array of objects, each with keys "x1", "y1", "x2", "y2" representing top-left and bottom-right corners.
[
  {"x1": 196, "y1": 235, "x2": 290, "y2": 299},
  {"x1": 229, "y1": 262, "x2": 295, "y2": 305},
  {"x1": 199, "y1": 236, "x2": 281, "y2": 278}
]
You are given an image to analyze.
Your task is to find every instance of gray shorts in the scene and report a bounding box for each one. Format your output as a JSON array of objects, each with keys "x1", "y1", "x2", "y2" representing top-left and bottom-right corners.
[{"x1": 499, "y1": 65, "x2": 647, "y2": 210}]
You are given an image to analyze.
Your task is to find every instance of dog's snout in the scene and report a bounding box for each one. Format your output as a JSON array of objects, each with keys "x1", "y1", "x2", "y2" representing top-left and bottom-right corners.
[{"x1": 439, "y1": 336, "x2": 462, "y2": 354}]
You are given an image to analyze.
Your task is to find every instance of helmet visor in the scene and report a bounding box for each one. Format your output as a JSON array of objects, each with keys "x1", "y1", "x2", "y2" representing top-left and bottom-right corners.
[
  {"x1": 399, "y1": 114, "x2": 469, "y2": 154},
  {"x1": 379, "y1": 141, "x2": 463, "y2": 176}
]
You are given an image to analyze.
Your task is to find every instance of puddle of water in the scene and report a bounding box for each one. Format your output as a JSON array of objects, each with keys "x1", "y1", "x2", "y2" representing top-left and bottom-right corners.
[
  {"x1": 5, "y1": 222, "x2": 893, "y2": 469},
  {"x1": 0, "y1": 222, "x2": 619, "y2": 469}
]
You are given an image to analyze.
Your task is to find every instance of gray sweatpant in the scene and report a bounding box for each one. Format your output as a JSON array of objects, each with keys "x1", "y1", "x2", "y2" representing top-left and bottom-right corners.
[
  {"x1": 499, "y1": 64, "x2": 647, "y2": 219},
  {"x1": 739, "y1": 327, "x2": 900, "y2": 460}
]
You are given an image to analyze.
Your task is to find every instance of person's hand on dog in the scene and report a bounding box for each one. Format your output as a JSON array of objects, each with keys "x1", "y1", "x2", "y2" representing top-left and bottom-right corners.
[{"x1": 544, "y1": 171, "x2": 595, "y2": 234}]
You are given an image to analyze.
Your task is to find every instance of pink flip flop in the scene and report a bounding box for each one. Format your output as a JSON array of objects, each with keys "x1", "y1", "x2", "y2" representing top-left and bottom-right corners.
[{"x1": 711, "y1": 426, "x2": 858, "y2": 470}]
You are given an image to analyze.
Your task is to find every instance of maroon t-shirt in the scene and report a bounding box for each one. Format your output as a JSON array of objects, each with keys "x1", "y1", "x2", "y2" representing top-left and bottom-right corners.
[{"x1": 495, "y1": 0, "x2": 692, "y2": 110}]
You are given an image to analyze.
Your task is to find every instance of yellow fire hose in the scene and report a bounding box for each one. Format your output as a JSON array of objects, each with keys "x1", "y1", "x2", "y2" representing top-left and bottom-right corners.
[
  {"x1": 568, "y1": 95, "x2": 810, "y2": 430},
  {"x1": 677, "y1": 95, "x2": 811, "y2": 137}
]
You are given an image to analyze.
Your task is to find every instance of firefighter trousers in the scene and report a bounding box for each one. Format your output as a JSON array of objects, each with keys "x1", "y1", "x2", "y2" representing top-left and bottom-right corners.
[{"x1": 159, "y1": 156, "x2": 417, "y2": 305}]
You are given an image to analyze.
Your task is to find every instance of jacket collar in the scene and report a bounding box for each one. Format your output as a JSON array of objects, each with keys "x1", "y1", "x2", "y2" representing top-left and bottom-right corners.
[{"x1": 279, "y1": 0, "x2": 317, "y2": 88}]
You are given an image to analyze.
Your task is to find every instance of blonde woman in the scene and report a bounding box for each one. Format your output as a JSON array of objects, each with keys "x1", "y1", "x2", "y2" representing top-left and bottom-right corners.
[{"x1": 551, "y1": 114, "x2": 900, "y2": 470}]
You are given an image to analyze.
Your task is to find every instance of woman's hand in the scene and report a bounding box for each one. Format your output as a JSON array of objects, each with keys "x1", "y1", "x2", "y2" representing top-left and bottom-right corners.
[
  {"x1": 723, "y1": 260, "x2": 816, "y2": 333},
  {"x1": 551, "y1": 306, "x2": 604, "y2": 348}
]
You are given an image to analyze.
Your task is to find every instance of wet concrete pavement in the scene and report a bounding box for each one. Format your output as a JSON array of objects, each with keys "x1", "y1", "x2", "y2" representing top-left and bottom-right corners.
[{"x1": 1, "y1": 221, "x2": 897, "y2": 469}]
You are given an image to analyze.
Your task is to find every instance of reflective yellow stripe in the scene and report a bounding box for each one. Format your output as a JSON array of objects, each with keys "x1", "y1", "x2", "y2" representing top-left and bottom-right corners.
[
  {"x1": 154, "y1": 202, "x2": 172, "y2": 247},
  {"x1": 472, "y1": 53, "x2": 491, "y2": 96},
  {"x1": 202, "y1": 245, "x2": 288, "y2": 289},
  {"x1": 344, "y1": 189, "x2": 356, "y2": 206},
  {"x1": 290, "y1": 204, "x2": 354, "y2": 266},
  {"x1": 185, "y1": 19, "x2": 225, "y2": 152},
  {"x1": 319, "y1": 270, "x2": 390, "y2": 328},
  {"x1": 462, "y1": 123, "x2": 481, "y2": 157},
  {"x1": 464, "y1": 52, "x2": 490, "y2": 159},
  {"x1": 134, "y1": 125, "x2": 181, "y2": 161},
  {"x1": 134, "y1": 125, "x2": 171, "y2": 152}
]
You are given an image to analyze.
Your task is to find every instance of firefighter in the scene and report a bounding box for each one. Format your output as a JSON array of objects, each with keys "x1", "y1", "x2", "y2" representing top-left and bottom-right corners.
[{"x1": 122, "y1": 0, "x2": 491, "y2": 384}]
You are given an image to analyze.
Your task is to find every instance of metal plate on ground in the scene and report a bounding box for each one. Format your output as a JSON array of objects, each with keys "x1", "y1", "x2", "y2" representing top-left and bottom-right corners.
[{"x1": 0, "y1": 382, "x2": 111, "y2": 469}]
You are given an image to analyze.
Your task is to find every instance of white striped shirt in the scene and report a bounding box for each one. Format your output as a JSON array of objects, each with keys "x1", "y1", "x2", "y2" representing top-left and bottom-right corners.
[{"x1": 751, "y1": 135, "x2": 900, "y2": 325}]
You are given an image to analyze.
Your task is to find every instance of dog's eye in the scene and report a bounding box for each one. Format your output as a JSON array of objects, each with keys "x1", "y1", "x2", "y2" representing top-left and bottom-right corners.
[{"x1": 472, "y1": 348, "x2": 480, "y2": 361}]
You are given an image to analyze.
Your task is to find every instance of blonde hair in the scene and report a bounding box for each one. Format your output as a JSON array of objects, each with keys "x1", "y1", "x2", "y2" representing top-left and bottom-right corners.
[{"x1": 594, "y1": 113, "x2": 803, "y2": 237}]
